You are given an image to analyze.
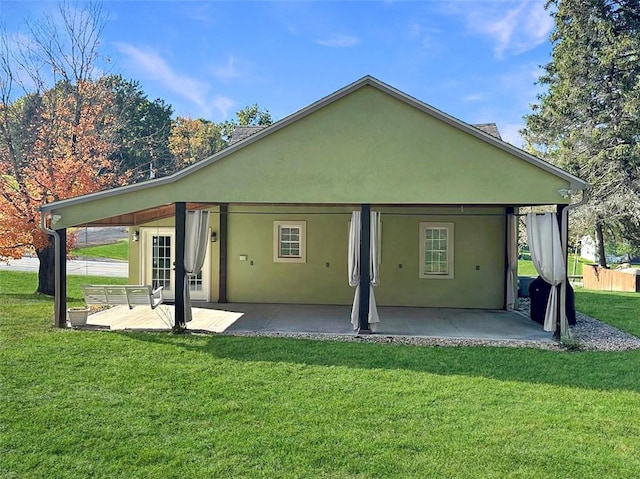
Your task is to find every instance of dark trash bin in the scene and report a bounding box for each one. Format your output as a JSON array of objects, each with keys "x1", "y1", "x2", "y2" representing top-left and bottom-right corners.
[
  {"x1": 518, "y1": 276, "x2": 536, "y2": 298},
  {"x1": 529, "y1": 276, "x2": 576, "y2": 326}
]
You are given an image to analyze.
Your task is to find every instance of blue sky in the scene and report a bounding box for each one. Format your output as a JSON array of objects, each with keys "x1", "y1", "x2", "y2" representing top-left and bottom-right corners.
[{"x1": 2, "y1": 0, "x2": 555, "y2": 146}]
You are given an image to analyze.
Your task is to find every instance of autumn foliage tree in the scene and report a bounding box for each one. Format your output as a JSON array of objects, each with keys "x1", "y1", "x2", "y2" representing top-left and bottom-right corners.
[
  {"x1": 0, "y1": 2, "x2": 126, "y2": 295},
  {"x1": 168, "y1": 116, "x2": 224, "y2": 171},
  {"x1": 0, "y1": 80, "x2": 126, "y2": 294}
]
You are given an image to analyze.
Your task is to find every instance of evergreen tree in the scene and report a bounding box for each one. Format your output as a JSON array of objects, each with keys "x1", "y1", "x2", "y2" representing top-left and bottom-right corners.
[{"x1": 522, "y1": 0, "x2": 640, "y2": 267}]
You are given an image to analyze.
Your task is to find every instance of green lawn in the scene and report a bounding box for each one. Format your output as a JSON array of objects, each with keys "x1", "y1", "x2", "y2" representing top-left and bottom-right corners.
[
  {"x1": 2, "y1": 271, "x2": 640, "y2": 478},
  {"x1": 519, "y1": 254, "x2": 589, "y2": 277},
  {"x1": 71, "y1": 239, "x2": 129, "y2": 261},
  {"x1": 575, "y1": 289, "x2": 640, "y2": 337}
]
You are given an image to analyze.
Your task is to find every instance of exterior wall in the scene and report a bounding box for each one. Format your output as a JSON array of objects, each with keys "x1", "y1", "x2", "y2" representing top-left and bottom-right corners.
[
  {"x1": 129, "y1": 205, "x2": 506, "y2": 309},
  {"x1": 225, "y1": 206, "x2": 505, "y2": 308},
  {"x1": 375, "y1": 207, "x2": 505, "y2": 308},
  {"x1": 226, "y1": 206, "x2": 353, "y2": 304}
]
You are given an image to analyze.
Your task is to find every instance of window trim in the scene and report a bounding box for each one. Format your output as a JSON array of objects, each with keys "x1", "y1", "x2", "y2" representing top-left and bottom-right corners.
[
  {"x1": 419, "y1": 222, "x2": 454, "y2": 279},
  {"x1": 273, "y1": 221, "x2": 306, "y2": 263}
]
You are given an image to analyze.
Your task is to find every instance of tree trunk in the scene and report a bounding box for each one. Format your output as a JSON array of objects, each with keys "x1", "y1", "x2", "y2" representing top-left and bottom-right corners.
[
  {"x1": 595, "y1": 219, "x2": 608, "y2": 268},
  {"x1": 36, "y1": 236, "x2": 56, "y2": 296}
]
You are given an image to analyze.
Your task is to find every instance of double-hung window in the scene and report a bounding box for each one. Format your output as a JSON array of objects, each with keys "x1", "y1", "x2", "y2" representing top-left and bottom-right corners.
[
  {"x1": 419, "y1": 222, "x2": 454, "y2": 279},
  {"x1": 273, "y1": 221, "x2": 306, "y2": 263}
]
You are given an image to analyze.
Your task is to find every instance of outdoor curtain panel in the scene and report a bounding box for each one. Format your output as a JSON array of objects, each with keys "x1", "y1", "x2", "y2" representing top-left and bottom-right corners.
[
  {"x1": 526, "y1": 212, "x2": 566, "y2": 333},
  {"x1": 348, "y1": 210, "x2": 381, "y2": 330},
  {"x1": 183, "y1": 210, "x2": 211, "y2": 323},
  {"x1": 506, "y1": 212, "x2": 518, "y2": 311}
]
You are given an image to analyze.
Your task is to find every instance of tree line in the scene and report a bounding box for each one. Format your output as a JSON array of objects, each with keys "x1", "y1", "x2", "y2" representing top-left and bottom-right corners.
[{"x1": 0, "y1": 2, "x2": 271, "y2": 294}]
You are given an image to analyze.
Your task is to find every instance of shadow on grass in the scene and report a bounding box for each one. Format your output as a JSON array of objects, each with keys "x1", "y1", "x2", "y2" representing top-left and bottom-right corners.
[
  {"x1": 1, "y1": 293, "x2": 53, "y2": 301},
  {"x1": 125, "y1": 331, "x2": 640, "y2": 393}
]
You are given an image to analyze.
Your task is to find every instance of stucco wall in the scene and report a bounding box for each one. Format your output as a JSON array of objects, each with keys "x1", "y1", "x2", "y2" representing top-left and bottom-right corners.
[
  {"x1": 47, "y1": 84, "x2": 575, "y2": 230},
  {"x1": 375, "y1": 207, "x2": 505, "y2": 308},
  {"x1": 131, "y1": 206, "x2": 506, "y2": 309},
  {"x1": 226, "y1": 206, "x2": 354, "y2": 304}
]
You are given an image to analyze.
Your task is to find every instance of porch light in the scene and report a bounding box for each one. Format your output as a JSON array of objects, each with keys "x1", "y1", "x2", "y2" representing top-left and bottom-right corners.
[
  {"x1": 557, "y1": 189, "x2": 573, "y2": 199},
  {"x1": 211, "y1": 231, "x2": 217, "y2": 242},
  {"x1": 131, "y1": 230, "x2": 139, "y2": 242}
]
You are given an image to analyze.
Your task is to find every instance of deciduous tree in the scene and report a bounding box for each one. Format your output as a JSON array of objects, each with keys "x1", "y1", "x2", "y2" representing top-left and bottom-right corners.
[
  {"x1": 220, "y1": 103, "x2": 272, "y2": 144},
  {"x1": 0, "y1": 2, "x2": 124, "y2": 294},
  {"x1": 101, "y1": 75, "x2": 173, "y2": 182},
  {"x1": 168, "y1": 116, "x2": 224, "y2": 171}
]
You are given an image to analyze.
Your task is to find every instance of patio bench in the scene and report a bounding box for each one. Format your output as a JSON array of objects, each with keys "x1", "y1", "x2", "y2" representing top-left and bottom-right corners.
[{"x1": 82, "y1": 285, "x2": 164, "y2": 310}]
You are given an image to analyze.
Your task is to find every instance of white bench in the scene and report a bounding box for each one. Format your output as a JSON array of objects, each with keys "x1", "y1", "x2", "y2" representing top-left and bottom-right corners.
[{"x1": 82, "y1": 285, "x2": 164, "y2": 310}]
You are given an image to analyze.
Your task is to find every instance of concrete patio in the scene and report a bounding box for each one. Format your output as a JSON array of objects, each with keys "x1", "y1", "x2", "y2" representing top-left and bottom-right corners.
[{"x1": 82, "y1": 302, "x2": 553, "y2": 343}]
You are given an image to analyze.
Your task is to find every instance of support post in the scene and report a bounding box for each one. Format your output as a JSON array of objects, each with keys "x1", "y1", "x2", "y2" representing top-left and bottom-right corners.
[
  {"x1": 54, "y1": 228, "x2": 67, "y2": 328},
  {"x1": 358, "y1": 204, "x2": 371, "y2": 334},
  {"x1": 504, "y1": 207, "x2": 514, "y2": 310},
  {"x1": 218, "y1": 203, "x2": 228, "y2": 303},
  {"x1": 175, "y1": 202, "x2": 186, "y2": 330}
]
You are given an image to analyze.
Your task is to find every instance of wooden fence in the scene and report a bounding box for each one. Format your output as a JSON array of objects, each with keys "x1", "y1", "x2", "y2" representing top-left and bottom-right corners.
[{"x1": 582, "y1": 265, "x2": 640, "y2": 292}]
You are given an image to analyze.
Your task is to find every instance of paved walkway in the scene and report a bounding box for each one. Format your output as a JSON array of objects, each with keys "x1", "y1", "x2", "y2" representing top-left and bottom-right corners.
[{"x1": 0, "y1": 256, "x2": 128, "y2": 278}]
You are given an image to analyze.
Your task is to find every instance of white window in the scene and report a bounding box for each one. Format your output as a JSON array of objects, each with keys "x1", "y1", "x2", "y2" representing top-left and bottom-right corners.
[
  {"x1": 273, "y1": 221, "x2": 306, "y2": 263},
  {"x1": 419, "y1": 222, "x2": 454, "y2": 279}
]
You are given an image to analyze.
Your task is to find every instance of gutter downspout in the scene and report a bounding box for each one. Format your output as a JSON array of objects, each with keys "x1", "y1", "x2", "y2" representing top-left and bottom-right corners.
[
  {"x1": 40, "y1": 211, "x2": 64, "y2": 328},
  {"x1": 560, "y1": 188, "x2": 589, "y2": 336}
]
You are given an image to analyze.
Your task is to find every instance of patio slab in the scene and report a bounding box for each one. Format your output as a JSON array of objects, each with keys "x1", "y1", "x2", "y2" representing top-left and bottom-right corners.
[{"x1": 84, "y1": 302, "x2": 553, "y2": 343}]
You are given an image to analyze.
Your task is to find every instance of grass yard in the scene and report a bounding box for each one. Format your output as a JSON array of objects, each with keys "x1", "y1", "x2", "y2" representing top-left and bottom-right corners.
[
  {"x1": 2, "y1": 271, "x2": 640, "y2": 478},
  {"x1": 575, "y1": 289, "x2": 640, "y2": 337},
  {"x1": 519, "y1": 254, "x2": 588, "y2": 277},
  {"x1": 71, "y1": 239, "x2": 129, "y2": 261}
]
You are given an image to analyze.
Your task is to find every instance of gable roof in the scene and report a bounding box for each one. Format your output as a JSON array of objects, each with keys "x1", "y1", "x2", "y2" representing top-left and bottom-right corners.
[
  {"x1": 229, "y1": 125, "x2": 267, "y2": 145},
  {"x1": 40, "y1": 76, "x2": 588, "y2": 227},
  {"x1": 473, "y1": 123, "x2": 502, "y2": 140}
]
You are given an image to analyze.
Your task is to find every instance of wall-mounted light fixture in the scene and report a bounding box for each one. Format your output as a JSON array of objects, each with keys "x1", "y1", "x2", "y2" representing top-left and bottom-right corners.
[
  {"x1": 131, "y1": 230, "x2": 139, "y2": 242},
  {"x1": 557, "y1": 189, "x2": 573, "y2": 199},
  {"x1": 211, "y1": 231, "x2": 217, "y2": 242}
]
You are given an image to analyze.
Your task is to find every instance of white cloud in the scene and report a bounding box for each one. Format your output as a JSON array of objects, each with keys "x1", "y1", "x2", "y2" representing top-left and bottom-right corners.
[
  {"x1": 463, "y1": 93, "x2": 485, "y2": 102},
  {"x1": 459, "y1": 1, "x2": 553, "y2": 58},
  {"x1": 114, "y1": 42, "x2": 235, "y2": 119},
  {"x1": 316, "y1": 34, "x2": 360, "y2": 48},
  {"x1": 212, "y1": 56, "x2": 241, "y2": 82},
  {"x1": 406, "y1": 21, "x2": 441, "y2": 50},
  {"x1": 212, "y1": 95, "x2": 236, "y2": 119}
]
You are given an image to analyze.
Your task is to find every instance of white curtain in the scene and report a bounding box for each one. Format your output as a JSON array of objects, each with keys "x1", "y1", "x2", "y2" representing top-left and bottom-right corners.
[
  {"x1": 348, "y1": 211, "x2": 361, "y2": 330},
  {"x1": 183, "y1": 210, "x2": 210, "y2": 323},
  {"x1": 348, "y1": 211, "x2": 381, "y2": 330},
  {"x1": 526, "y1": 213, "x2": 566, "y2": 333},
  {"x1": 506, "y1": 212, "x2": 518, "y2": 311}
]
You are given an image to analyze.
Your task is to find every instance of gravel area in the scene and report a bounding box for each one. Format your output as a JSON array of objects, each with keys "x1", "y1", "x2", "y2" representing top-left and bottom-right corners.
[
  {"x1": 217, "y1": 330, "x2": 566, "y2": 350},
  {"x1": 211, "y1": 300, "x2": 640, "y2": 352},
  {"x1": 516, "y1": 298, "x2": 640, "y2": 352}
]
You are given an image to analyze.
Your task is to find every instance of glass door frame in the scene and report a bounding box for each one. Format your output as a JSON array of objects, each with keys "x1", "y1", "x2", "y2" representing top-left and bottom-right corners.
[{"x1": 140, "y1": 227, "x2": 211, "y2": 302}]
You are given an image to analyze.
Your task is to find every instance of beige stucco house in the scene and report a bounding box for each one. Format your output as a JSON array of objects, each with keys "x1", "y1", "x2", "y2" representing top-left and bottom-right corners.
[{"x1": 39, "y1": 76, "x2": 587, "y2": 332}]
